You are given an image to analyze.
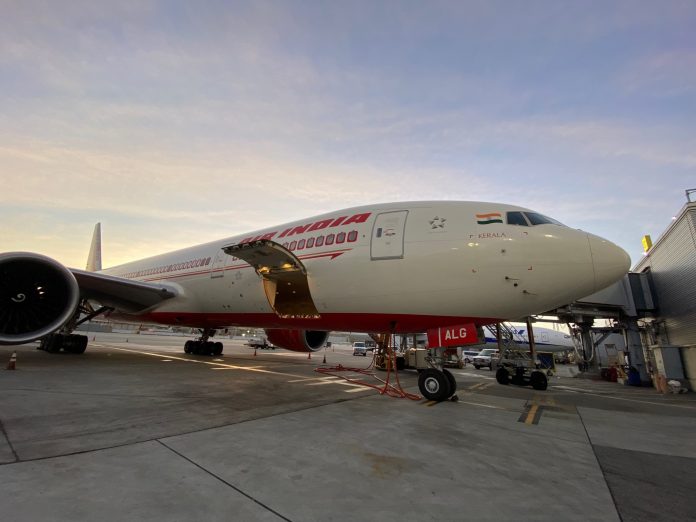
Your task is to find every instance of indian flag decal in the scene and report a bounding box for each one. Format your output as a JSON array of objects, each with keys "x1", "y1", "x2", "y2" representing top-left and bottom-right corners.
[{"x1": 476, "y1": 212, "x2": 503, "y2": 225}]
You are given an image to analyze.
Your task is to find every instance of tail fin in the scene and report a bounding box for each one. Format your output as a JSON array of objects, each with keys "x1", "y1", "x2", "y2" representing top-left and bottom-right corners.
[{"x1": 86, "y1": 223, "x2": 102, "y2": 272}]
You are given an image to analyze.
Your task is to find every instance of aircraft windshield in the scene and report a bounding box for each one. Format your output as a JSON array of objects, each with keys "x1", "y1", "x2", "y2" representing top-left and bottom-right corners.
[
  {"x1": 524, "y1": 212, "x2": 565, "y2": 226},
  {"x1": 507, "y1": 211, "x2": 565, "y2": 227}
]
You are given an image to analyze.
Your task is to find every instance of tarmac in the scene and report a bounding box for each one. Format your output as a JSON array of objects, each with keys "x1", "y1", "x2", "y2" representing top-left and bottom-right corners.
[{"x1": 1, "y1": 333, "x2": 695, "y2": 521}]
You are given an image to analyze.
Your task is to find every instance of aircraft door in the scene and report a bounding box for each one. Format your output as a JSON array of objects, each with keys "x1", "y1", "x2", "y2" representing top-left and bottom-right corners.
[{"x1": 371, "y1": 210, "x2": 408, "y2": 260}]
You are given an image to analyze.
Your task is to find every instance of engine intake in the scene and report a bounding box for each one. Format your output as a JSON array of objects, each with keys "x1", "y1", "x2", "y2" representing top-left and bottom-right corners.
[
  {"x1": 0, "y1": 252, "x2": 80, "y2": 345},
  {"x1": 264, "y1": 329, "x2": 329, "y2": 352}
]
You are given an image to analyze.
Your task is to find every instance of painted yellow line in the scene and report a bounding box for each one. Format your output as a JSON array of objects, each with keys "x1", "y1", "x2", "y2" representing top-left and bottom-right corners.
[
  {"x1": 423, "y1": 400, "x2": 437, "y2": 407},
  {"x1": 108, "y1": 346, "x2": 306, "y2": 379},
  {"x1": 525, "y1": 404, "x2": 539, "y2": 425}
]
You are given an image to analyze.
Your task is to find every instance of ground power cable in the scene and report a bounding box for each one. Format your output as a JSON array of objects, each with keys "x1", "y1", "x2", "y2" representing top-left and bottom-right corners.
[{"x1": 314, "y1": 334, "x2": 420, "y2": 401}]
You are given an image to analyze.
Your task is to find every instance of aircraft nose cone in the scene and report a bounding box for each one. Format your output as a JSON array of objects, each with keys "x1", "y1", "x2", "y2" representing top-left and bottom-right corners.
[{"x1": 587, "y1": 233, "x2": 631, "y2": 292}]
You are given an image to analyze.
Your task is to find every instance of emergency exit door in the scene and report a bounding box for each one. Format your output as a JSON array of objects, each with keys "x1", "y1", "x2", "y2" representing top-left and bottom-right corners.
[{"x1": 371, "y1": 210, "x2": 408, "y2": 260}]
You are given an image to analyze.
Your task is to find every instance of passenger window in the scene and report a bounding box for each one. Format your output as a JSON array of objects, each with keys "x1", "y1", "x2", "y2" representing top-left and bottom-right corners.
[
  {"x1": 507, "y1": 212, "x2": 529, "y2": 226},
  {"x1": 347, "y1": 230, "x2": 358, "y2": 242},
  {"x1": 289, "y1": 241, "x2": 297, "y2": 250},
  {"x1": 306, "y1": 237, "x2": 315, "y2": 248},
  {"x1": 297, "y1": 239, "x2": 306, "y2": 250},
  {"x1": 326, "y1": 234, "x2": 335, "y2": 245},
  {"x1": 336, "y1": 232, "x2": 346, "y2": 244},
  {"x1": 315, "y1": 236, "x2": 324, "y2": 247}
]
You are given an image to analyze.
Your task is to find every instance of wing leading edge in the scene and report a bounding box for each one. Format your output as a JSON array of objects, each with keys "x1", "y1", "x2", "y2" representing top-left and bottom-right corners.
[{"x1": 71, "y1": 268, "x2": 179, "y2": 313}]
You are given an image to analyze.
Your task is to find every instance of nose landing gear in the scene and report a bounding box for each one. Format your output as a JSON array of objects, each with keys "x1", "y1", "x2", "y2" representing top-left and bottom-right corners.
[{"x1": 418, "y1": 367, "x2": 458, "y2": 402}]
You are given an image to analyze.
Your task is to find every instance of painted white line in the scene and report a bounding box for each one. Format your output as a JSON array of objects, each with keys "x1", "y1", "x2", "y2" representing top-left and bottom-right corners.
[
  {"x1": 454, "y1": 371, "x2": 495, "y2": 380},
  {"x1": 344, "y1": 387, "x2": 371, "y2": 393},
  {"x1": 457, "y1": 401, "x2": 502, "y2": 409},
  {"x1": 308, "y1": 378, "x2": 344, "y2": 386},
  {"x1": 211, "y1": 366, "x2": 265, "y2": 371},
  {"x1": 554, "y1": 385, "x2": 586, "y2": 393},
  {"x1": 554, "y1": 385, "x2": 696, "y2": 410}
]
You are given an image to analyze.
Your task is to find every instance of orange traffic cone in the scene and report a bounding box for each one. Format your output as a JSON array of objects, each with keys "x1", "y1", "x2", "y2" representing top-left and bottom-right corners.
[
  {"x1": 322, "y1": 353, "x2": 326, "y2": 364},
  {"x1": 6, "y1": 351, "x2": 17, "y2": 370}
]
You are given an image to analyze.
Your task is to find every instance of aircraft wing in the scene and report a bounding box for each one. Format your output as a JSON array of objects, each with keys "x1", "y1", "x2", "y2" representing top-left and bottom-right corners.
[{"x1": 71, "y1": 269, "x2": 179, "y2": 313}]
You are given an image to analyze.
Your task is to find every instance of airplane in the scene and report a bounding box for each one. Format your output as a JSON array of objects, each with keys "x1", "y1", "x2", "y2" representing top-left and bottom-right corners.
[
  {"x1": 480, "y1": 323, "x2": 575, "y2": 353},
  {"x1": 0, "y1": 200, "x2": 630, "y2": 400}
]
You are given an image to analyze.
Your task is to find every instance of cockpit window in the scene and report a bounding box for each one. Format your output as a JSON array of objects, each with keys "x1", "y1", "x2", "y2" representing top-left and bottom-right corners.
[
  {"x1": 506, "y1": 211, "x2": 529, "y2": 226},
  {"x1": 524, "y1": 212, "x2": 564, "y2": 226}
]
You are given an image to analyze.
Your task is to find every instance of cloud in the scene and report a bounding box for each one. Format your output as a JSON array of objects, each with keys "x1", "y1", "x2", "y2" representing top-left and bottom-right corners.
[
  {"x1": 618, "y1": 50, "x2": 696, "y2": 97},
  {"x1": 2, "y1": 0, "x2": 694, "y2": 270}
]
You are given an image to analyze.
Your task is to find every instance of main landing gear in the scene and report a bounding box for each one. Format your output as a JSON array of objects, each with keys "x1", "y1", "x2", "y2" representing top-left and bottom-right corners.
[
  {"x1": 495, "y1": 366, "x2": 548, "y2": 390},
  {"x1": 37, "y1": 304, "x2": 112, "y2": 355},
  {"x1": 184, "y1": 329, "x2": 223, "y2": 356},
  {"x1": 39, "y1": 333, "x2": 89, "y2": 354}
]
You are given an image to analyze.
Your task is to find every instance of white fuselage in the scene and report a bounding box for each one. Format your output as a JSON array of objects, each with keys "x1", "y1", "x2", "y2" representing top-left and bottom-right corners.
[
  {"x1": 481, "y1": 324, "x2": 574, "y2": 353},
  {"x1": 100, "y1": 201, "x2": 629, "y2": 333}
]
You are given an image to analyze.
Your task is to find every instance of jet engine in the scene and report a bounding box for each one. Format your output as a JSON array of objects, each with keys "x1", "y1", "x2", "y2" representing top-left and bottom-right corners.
[
  {"x1": 264, "y1": 329, "x2": 329, "y2": 352},
  {"x1": 0, "y1": 252, "x2": 80, "y2": 345}
]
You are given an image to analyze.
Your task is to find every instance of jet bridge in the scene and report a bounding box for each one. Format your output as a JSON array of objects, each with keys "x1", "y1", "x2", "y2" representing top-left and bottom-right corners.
[{"x1": 542, "y1": 273, "x2": 655, "y2": 383}]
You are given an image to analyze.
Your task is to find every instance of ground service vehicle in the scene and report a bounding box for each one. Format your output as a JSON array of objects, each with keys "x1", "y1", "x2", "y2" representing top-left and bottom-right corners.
[{"x1": 352, "y1": 341, "x2": 367, "y2": 356}]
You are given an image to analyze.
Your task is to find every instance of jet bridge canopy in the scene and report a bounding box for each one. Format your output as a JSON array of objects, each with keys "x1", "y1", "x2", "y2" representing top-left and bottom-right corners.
[{"x1": 223, "y1": 240, "x2": 320, "y2": 319}]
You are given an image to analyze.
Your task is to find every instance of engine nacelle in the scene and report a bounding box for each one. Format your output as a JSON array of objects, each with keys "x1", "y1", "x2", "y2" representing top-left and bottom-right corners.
[
  {"x1": 264, "y1": 329, "x2": 329, "y2": 352},
  {"x1": 0, "y1": 252, "x2": 80, "y2": 345}
]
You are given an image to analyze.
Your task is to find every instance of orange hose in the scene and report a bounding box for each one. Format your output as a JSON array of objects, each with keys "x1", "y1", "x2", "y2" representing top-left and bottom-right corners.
[{"x1": 315, "y1": 337, "x2": 420, "y2": 400}]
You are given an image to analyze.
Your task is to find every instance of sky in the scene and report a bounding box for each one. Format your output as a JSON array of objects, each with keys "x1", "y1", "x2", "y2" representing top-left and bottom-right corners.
[{"x1": 1, "y1": 0, "x2": 694, "y2": 269}]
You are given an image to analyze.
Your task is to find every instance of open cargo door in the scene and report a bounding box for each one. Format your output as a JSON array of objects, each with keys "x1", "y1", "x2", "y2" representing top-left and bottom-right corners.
[{"x1": 223, "y1": 240, "x2": 320, "y2": 319}]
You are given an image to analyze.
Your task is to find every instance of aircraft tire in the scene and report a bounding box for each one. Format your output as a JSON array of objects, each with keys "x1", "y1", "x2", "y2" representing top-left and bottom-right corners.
[
  {"x1": 213, "y1": 342, "x2": 223, "y2": 356},
  {"x1": 418, "y1": 369, "x2": 451, "y2": 402},
  {"x1": 67, "y1": 334, "x2": 88, "y2": 354},
  {"x1": 184, "y1": 341, "x2": 192, "y2": 354},
  {"x1": 45, "y1": 334, "x2": 64, "y2": 353},
  {"x1": 474, "y1": 365, "x2": 480, "y2": 370},
  {"x1": 442, "y1": 368, "x2": 457, "y2": 395},
  {"x1": 530, "y1": 371, "x2": 548, "y2": 391},
  {"x1": 495, "y1": 367, "x2": 510, "y2": 385}
]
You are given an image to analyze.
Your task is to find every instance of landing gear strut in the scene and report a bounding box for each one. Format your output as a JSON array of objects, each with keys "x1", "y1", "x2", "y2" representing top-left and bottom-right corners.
[
  {"x1": 185, "y1": 329, "x2": 223, "y2": 356},
  {"x1": 38, "y1": 302, "x2": 113, "y2": 354}
]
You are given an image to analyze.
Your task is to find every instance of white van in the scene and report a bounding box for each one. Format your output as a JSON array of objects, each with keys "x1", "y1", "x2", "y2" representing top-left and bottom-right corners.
[
  {"x1": 352, "y1": 342, "x2": 367, "y2": 356},
  {"x1": 462, "y1": 350, "x2": 481, "y2": 364}
]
